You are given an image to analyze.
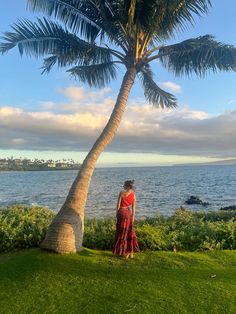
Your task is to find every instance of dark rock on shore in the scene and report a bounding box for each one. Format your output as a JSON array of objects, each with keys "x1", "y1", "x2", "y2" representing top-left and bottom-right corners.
[
  {"x1": 220, "y1": 205, "x2": 236, "y2": 211},
  {"x1": 185, "y1": 196, "x2": 210, "y2": 207}
]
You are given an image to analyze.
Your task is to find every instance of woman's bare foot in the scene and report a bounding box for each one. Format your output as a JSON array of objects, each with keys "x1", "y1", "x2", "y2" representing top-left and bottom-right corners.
[
  {"x1": 125, "y1": 253, "x2": 130, "y2": 259},
  {"x1": 130, "y1": 253, "x2": 134, "y2": 259}
]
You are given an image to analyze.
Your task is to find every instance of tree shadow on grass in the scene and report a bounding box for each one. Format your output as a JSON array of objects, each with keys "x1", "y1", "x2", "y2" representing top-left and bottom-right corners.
[
  {"x1": 0, "y1": 248, "x2": 131, "y2": 283},
  {"x1": 1, "y1": 248, "x2": 236, "y2": 286},
  {"x1": 1, "y1": 248, "x2": 236, "y2": 314}
]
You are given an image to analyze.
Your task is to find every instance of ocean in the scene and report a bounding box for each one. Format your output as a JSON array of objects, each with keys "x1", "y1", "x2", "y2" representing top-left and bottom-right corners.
[{"x1": 0, "y1": 165, "x2": 236, "y2": 218}]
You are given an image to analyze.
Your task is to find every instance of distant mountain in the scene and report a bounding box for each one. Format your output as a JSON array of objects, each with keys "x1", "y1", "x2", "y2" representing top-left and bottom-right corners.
[{"x1": 175, "y1": 159, "x2": 236, "y2": 166}]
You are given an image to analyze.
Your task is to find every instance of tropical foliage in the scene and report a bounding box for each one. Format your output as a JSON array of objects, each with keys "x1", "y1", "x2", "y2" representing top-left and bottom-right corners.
[
  {"x1": 1, "y1": 205, "x2": 236, "y2": 253},
  {"x1": 84, "y1": 208, "x2": 236, "y2": 251},
  {"x1": 0, "y1": 205, "x2": 55, "y2": 252}
]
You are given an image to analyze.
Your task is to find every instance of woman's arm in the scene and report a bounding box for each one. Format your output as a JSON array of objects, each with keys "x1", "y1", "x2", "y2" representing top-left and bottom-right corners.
[
  {"x1": 131, "y1": 193, "x2": 136, "y2": 223},
  {"x1": 116, "y1": 192, "x2": 122, "y2": 213}
]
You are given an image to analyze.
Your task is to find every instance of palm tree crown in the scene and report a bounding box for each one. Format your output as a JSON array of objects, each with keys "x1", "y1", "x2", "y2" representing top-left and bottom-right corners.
[{"x1": 1, "y1": 0, "x2": 235, "y2": 109}]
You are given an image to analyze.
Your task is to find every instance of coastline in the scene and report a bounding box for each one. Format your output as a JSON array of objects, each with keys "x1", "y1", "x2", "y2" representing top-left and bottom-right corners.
[{"x1": 0, "y1": 167, "x2": 81, "y2": 172}]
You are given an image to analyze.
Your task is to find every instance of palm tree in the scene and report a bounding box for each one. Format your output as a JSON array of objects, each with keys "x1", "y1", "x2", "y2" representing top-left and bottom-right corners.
[{"x1": 1, "y1": 0, "x2": 236, "y2": 253}]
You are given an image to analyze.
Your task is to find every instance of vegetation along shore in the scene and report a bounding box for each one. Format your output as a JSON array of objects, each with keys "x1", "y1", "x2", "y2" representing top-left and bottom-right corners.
[
  {"x1": 0, "y1": 158, "x2": 81, "y2": 171},
  {"x1": 1, "y1": 205, "x2": 235, "y2": 253}
]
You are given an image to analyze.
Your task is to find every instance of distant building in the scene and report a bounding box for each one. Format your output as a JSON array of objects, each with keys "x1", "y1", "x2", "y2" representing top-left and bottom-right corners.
[
  {"x1": 13, "y1": 159, "x2": 23, "y2": 166},
  {"x1": 0, "y1": 159, "x2": 8, "y2": 168},
  {"x1": 22, "y1": 159, "x2": 32, "y2": 165},
  {"x1": 56, "y1": 163, "x2": 69, "y2": 168},
  {"x1": 27, "y1": 161, "x2": 36, "y2": 167},
  {"x1": 44, "y1": 162, "x2": 56, "y2": 168},
  {"x1": 0, "y1": 157, "x2": 80, "y2": 171}
]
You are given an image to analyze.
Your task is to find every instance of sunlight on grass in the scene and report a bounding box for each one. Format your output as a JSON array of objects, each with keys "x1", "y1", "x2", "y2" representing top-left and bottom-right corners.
[{"x1": 1, "y1": 249, "x2": 236, "y2": 313}]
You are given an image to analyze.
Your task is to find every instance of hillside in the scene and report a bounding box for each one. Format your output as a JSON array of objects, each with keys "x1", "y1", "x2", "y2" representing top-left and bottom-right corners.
[{"x1": 176, "y1": 158, "x2": 236, "y2": 166}]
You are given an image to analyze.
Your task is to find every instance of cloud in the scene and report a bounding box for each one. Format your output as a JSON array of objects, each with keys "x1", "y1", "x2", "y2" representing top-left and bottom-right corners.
[
  {"x1": 40, "y1": 101, "x2": 56, "y2": 110},
  {"x1": 159, "y1": 81, "x2": 182, "y2": 93},
  {"x1": 57, "y1": 86, "x2": 114, "y2": 112},
  {"x1": 228, "y1": 99, "x2": 236, "y2": 105},
  {"x1": 0, "y1": 86, "x2": 236, "y2": 158},
  {"x1": 0, "y1": 107, "x2": 22, "y2": 117},
  {"x1": 11, "y1": 138, "x2": 28, "y2": 145},
  {"x1": 59, "y1": 86, "x2": 111, "y2": 103}
]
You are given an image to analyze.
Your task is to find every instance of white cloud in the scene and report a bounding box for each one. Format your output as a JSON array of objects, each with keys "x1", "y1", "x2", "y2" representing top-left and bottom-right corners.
[
  {"x1": 40, "y1": 101, "x2": 56, "y2": 110},
  {"x1": 58, "y1": 86, "x2": 114, "y2": 112},
  {"x1": 59, "y1": 86, "x2": 112, "y2": 104},
  {"x1": 59, "y1": 86, "x2": 85, "y2": 102},
  {"x1": 0, "y1": 107, "x2": 22, "y2": 117},
  {"x1": 11, "y1": 138, "x2": 27, "y2": 145},
  {"x1": 0, "y1": 86, "x2": 236, "y2": 158},
  {"x1": 228, "y1": 99, "x2": 236, "y2": 105},
  {"x1": 159, "y1": 81, "x2": 182, "y2": 93}
]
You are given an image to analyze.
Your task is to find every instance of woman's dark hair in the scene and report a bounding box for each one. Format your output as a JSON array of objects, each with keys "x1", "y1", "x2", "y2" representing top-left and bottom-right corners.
[{"x1": 124, "y1": 180, "x2": 135, "y2": 189}]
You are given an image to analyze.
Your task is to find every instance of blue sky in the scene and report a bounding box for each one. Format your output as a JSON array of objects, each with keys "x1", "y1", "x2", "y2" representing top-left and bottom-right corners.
[{"x1": 0, "y1": 1, "x2": 236, "y2": 166}]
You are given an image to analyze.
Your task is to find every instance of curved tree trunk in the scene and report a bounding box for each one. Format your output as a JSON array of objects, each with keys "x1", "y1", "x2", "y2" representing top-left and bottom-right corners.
[{"x1": 41, "y1": 67, "x2": 137, "y2": 253}]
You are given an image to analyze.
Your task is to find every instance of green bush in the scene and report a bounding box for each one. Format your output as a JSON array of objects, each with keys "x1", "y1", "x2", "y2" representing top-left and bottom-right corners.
[
  {"x1": 83, "y1": 218, "x2": 116, "y2": 249},
  {"x1": 0, "y1": 204, "x2": 55, "y2": 252},
  {"x1": 83, "y1": 208, "x2": 236, "y2": 251},
  {"x1": 136, "y1": 223, "x2": 171, "y2": 250},
  {"x1": 194, "y1": 210, "x2": 236, "y2": 222},
  {"x1": 0, "y1": 205, "x2": 236, "y2": 253},
  {"x1": 167, "y1": 208, "x2": 236, "y2": 251}
]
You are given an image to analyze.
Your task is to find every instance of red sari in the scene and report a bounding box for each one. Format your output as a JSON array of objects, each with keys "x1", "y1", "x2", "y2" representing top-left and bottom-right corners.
[{"x1": 113, "y1": 192, "x2": 139, "y2": 256}]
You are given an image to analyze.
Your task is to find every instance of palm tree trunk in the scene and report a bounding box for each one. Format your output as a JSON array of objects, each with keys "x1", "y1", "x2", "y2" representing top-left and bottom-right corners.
[{"x1": 41, "y1": 67, "x2": 137, "y2": 253}]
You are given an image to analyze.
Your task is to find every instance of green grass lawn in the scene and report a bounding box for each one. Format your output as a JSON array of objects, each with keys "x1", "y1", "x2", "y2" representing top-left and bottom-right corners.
[{"x1": 0, "y1": 249, "x2": 236, "y2": 314}]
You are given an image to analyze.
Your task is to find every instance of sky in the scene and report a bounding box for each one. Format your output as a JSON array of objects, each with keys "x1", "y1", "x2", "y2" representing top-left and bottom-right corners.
[{"x1": 0, "y1": 1, "x2": 236, "y2": 166}]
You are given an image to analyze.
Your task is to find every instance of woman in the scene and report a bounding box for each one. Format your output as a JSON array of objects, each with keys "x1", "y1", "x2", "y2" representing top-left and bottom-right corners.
[{"x1": 113, "y1": 180, "x2": 139, "y2": 258}]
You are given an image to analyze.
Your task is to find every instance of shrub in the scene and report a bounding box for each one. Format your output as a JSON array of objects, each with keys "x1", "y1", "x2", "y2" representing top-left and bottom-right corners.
[
  {"x1": 0, "y1": 204, "x2": 55, "y2": 252},
  {"x1": 83, "y1": 218, "x2": 116, "y2": 250},
  {"x1": 135, "y1": 223, "x2": 171, "y2": 250},
  {"x1": 0, "y1": 205, "x2": 236, "y2": 253},
  {"x1": 166, "y1": 208, "x2": 236, "y2": 251},
  {"x1": 193, "y1": 210, "x2": 236, "y2": 222}
]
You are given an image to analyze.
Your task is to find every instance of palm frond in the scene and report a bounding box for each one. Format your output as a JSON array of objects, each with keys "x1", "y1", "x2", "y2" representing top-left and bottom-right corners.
[
  {"x1": 41, "y1": 56, "x2": 57, "y2": 74},
  {"x1": 67, "y1": 62, "x2": 118, "y2": 88},
  {"x1": 0, "y1": 18, "x2": 113, "y2": 67},
  {"x1": 27, "y1": 0, "x2": 129, "y2": 50},
  {"x1": 27, "y1": 0, "x2": 100, "y2": 42},
  {"x1": 140, "y1": 65, "x2": 177, "y2": 108},
  {"x1": 157, "y1": 35, "x2": 236, "y2": 77},
  {"x1": 138, "y1": 0, "x2": 212, "y2": 42},
  {"x1": 92, "y1": 0, "x2": 130, "y2": 49}
]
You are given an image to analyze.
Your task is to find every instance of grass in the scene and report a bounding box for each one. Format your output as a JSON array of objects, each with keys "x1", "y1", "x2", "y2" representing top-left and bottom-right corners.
[{"x1": 0, "y1": 249, "x2": 236, "y2": 314}]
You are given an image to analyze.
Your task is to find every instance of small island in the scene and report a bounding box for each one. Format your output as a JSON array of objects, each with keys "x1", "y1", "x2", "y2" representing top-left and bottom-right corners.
[{"x1": 0, "y1": 158, "x2": 81, "y2": 171}]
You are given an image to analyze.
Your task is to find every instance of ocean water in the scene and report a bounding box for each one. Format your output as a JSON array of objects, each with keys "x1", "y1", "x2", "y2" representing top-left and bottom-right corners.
[{"x1": 0, "y1": 165, "x2": 236, "y2": 218}]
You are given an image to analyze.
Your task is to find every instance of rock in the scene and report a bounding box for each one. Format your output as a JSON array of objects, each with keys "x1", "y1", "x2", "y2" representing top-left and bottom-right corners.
[
  {"x1": 202, "y1": 202, "x2": 210, "y2": 207},
  {"x1": 185, "y1": 196, "x2": 210, "y2": 206},
  {"x1": 220, "y1": 205, "x2": 236, "y2": 211}
]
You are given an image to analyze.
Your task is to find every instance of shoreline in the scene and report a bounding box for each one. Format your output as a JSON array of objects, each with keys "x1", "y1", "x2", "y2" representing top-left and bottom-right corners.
[
  {"x1": 0, "y1": 167, "x2": 81, "y2": 172},
  {"x1": 1, "y1": 164, "x2": 236, "y2": 171}
]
